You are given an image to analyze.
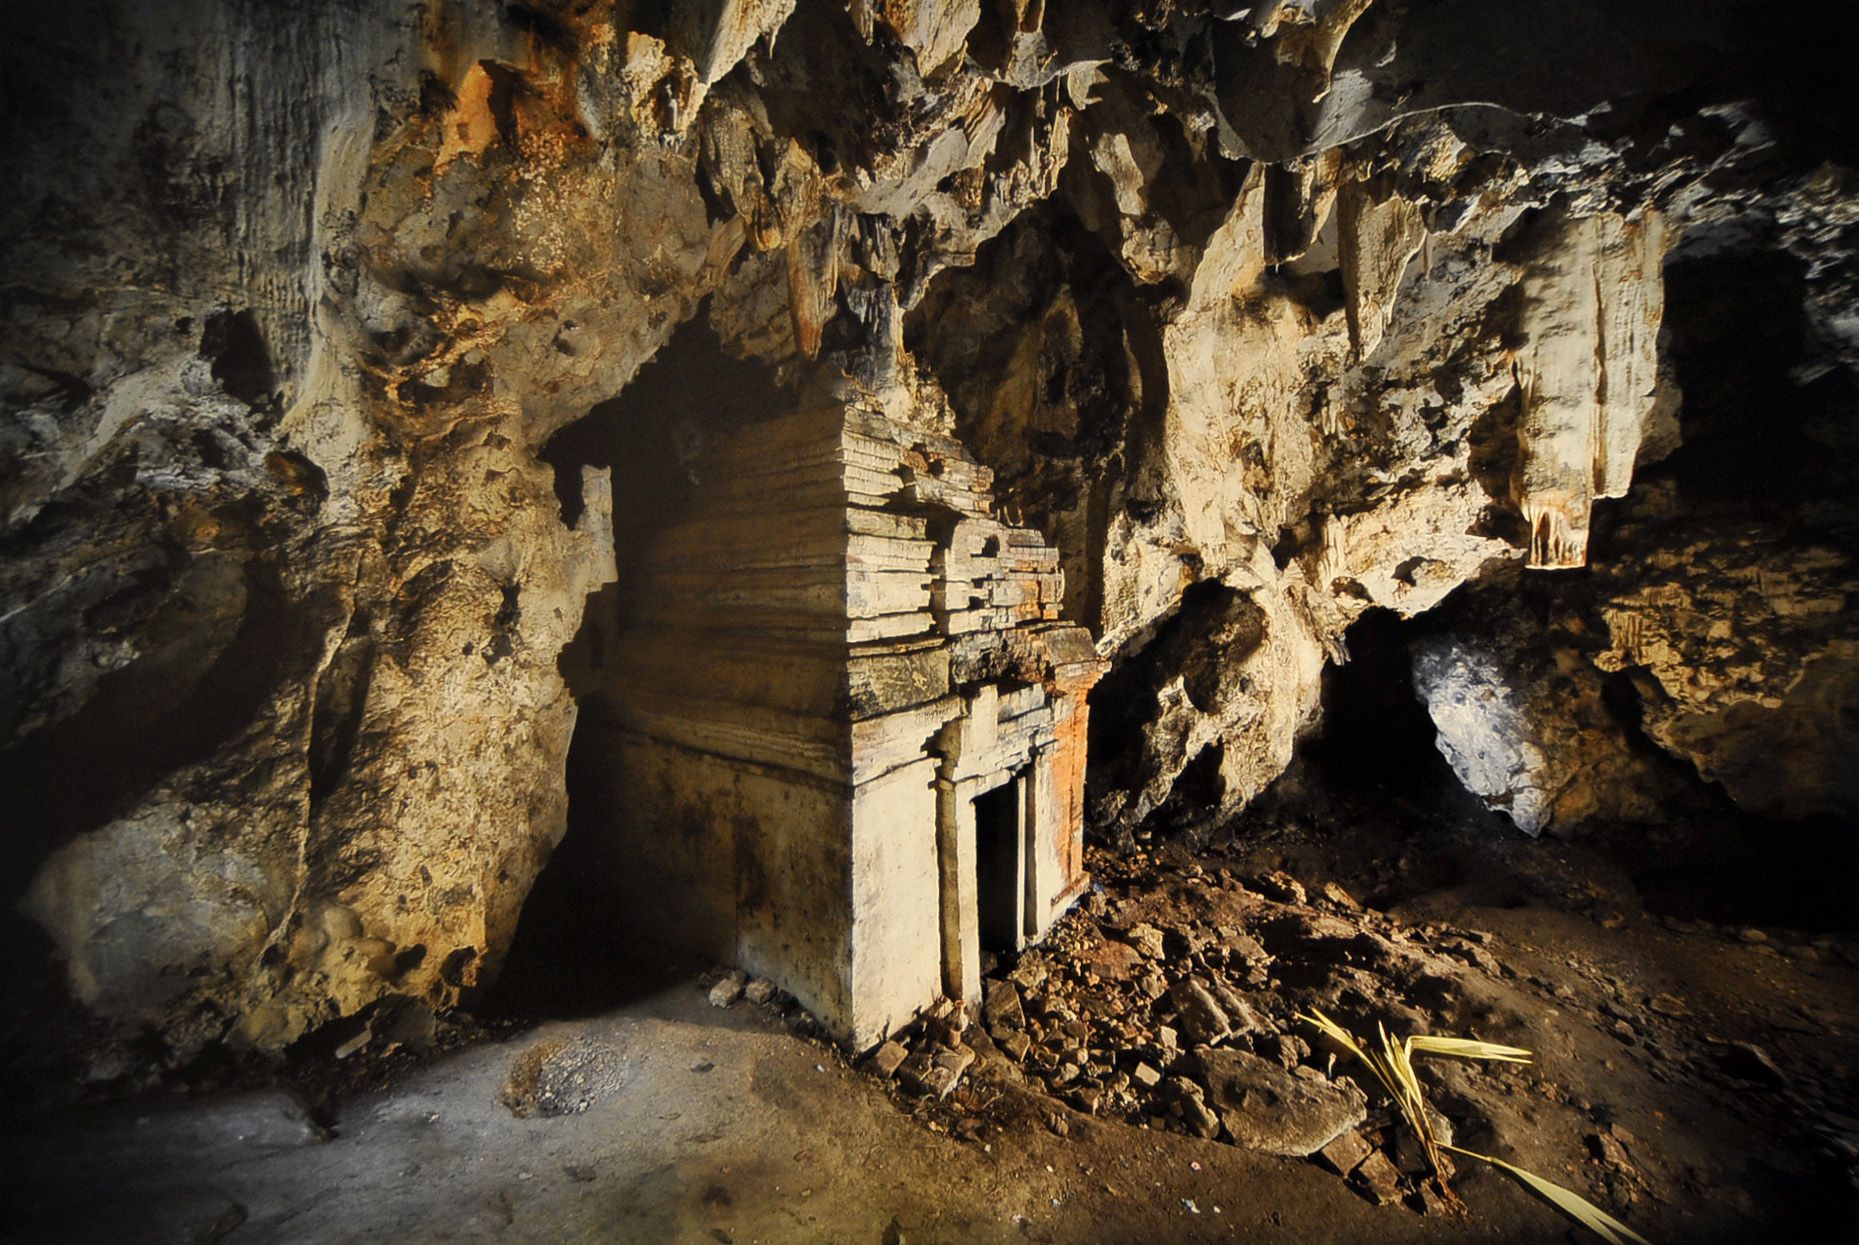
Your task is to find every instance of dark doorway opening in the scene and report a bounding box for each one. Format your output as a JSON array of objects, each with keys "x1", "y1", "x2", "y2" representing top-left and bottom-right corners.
[{"x1": 974, "y1": 778, "x2": 1024, "y2": 955}]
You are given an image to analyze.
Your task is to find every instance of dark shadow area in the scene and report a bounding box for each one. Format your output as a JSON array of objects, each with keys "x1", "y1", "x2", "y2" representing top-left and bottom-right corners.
[
  {"x1": 1085, "y1": 580, "x2": 1263, "y2": 845},
  {"x1": 1284, "y1": 599, "x2": 1859, "y2": 933},
  {"x1": 975, "y1": 779, "x2": 1022, "y2": 956},
  {"x1": 473, "y1": 720, "x2": 699, "y2": 1020},
  {"x1": 1304, "y1": 608, "x2": 1494, "y2": 818},
  {"x1": 1219, "y1": 604, "x2": 1536, "y2": 912},
  {"x1": 1620, "y1": 813, "x2": 1859, "y2": 933},
  {"x1": 486, "y1": 315, "x2": 789, "y2": 1021},
  {"x1": 1658, "y1": 245, "x2": 1822, "y2": 509},
  {"x1": 0, "y1": 913, "x2": 115, "y2": 1112},
  {"x1": 539, "y1": 313, "x2": 782, "y2": 533},
  {"x1": 199, "y1": 308, "x2": 277, "y2": 409},
  {"x1": 1140, "y1": 741, "x2": 1229, "y2": 845},
  {"x1": 0, "y1": 561, "x2": 327, "y2": 910}
]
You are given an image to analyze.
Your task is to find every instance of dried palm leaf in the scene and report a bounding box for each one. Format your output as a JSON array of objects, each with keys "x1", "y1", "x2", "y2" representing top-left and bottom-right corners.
[
  {"x1": 1298, "y1": 1010, "x2": 1656, "y2": 1245},
  {"x1": 1444, "y1": 1145, "x2": 1654, "y2": 1245},
  {"x1": 1407, "y1": 1035, "x2": 1533, "y2": 1064}
]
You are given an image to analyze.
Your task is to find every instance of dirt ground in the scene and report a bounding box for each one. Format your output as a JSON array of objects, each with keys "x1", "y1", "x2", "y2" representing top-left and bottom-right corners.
[{"x1": 7, "y1": 791, "x2": 1858, "y2": 1244}]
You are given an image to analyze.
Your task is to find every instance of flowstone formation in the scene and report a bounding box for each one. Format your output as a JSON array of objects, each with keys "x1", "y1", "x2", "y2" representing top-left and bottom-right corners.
[{"x1": 1, "y1": 0, "x2": 1854, "y2": 1069}]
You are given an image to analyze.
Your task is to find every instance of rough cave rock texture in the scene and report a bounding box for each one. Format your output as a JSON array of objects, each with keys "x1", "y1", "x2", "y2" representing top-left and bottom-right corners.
[{"x1": 1, "y1": 0, "x2": 1855, "y2": 1059}]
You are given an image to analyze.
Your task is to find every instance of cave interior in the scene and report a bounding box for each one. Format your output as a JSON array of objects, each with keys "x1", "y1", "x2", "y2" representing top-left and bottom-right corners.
[{"x1": 2, "y1": 0, "x2": 1858, "y2": 1241}]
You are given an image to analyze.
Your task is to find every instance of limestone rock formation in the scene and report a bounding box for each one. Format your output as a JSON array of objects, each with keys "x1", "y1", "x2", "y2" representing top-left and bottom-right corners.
[
  {"x1": 1, "y1": 0, "x2": 1855, "y2": 1067},
  {"x1": 1510, "y1": 211, "x2": 1675, "y2": 570},
  {"x1": 1411, "y1": 169, "x2": 1859, "y2": 836},
  {"x1": 1413, "y1": 516, "x2": 1859, "y2": 836},
  {"x1": 1590, "y1": 528, "x2": 1859, "y2": 820},
  {"x1": 1409, "y1": 576, "x2": 1688, "y2": 837}
]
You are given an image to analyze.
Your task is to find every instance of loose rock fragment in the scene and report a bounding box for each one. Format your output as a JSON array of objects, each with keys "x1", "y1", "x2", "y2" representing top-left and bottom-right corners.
[
  {"x1": 708, "y1": 971, "x2": 748, "y2": 1008},
  {"x1": 983, "y1": 980, "x2": 1025, "y2": 1033},
  {"x1": 1351, "y1": 1149, "x2": 1404, "y2": 1205},
  {"x1": 1169, "y1": 978, "x2": 1235, "y2": 1045},
  {"x1": 1189, "y1": 1049, "x2": 1368, "y2": 1157},
  {"x1": 1318, "y1": 1129, "x2": 1374, "y2": 1177},
  {"x1": 867, "y1": 1041, "x2": 909, "y2": 1080},
  {"x1": 900, "y1": 1045, "x2": 975, "y2": 1099},
  {"x1": 1720, "y1": 1041, "x2": 1787, "y2": 1089},
  {"x1": 1125, "y1": 923, "x2": 1167, "y2": 959}
]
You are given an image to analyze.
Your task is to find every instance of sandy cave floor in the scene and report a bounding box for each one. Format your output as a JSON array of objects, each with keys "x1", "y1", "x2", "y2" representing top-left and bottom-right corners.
[{"x1": 7, "y1": 806, "x2": 1859, "y2": 1245}]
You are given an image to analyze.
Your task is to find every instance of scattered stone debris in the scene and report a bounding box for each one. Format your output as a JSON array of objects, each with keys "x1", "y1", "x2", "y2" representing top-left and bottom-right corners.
[
  {"x1": 861, "y1": 844, "x2": 1537, "y2": 1202},
  {"x1": 845, "y1": 835, "x2": 1859, "y2": 1232},
  {"x1": 900, "y1": 1045, "x2": 977, "y2": 1100},
  {"x1": 500, "y1": 1036, "x2": 626, "y2": 1118}
]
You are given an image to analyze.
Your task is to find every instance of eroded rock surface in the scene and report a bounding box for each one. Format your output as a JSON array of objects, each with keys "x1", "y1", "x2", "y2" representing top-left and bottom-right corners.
[{"x1": 1409, "y1": 573, "x2": 1690, "y2": 837}]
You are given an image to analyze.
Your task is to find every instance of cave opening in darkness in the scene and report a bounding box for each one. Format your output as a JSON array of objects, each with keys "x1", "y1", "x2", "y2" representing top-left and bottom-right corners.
[
  {"x1": 1304, "y1": 607, "x2": 1487, "y2": 818},
  {"x1": 476, "y1": 317, "x2": 789, "y2": 1020}
]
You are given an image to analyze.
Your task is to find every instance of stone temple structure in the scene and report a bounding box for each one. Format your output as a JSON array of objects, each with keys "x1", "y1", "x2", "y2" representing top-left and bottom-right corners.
[{"x1": 571, "y1": 379, "x2": 1103, "y2": 1048}]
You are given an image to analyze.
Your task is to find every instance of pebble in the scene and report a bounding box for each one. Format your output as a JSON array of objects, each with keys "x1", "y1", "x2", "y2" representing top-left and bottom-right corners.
[
  {"x1": 1125, "y1": 923, "x2": 1167, "y2": 959},
  {"x1": 867, "y1": 1041, "x2": 909, "y2": 1080},
  {"x1": 1318, "y1": 1129, "x2": 1373, "y2": 1177},
  {"x1": 707, "y1": 971, "x2": 747, "y2": 1008},
  {"x1": 1351, "y1": 1150, "x2": 1403, "y2": 1205}
]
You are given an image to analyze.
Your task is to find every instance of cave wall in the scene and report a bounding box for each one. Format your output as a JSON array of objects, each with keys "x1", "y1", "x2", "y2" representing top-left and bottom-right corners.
[{"x1": 2, "y1": 0, "x2": 1855, "y2": 1065}]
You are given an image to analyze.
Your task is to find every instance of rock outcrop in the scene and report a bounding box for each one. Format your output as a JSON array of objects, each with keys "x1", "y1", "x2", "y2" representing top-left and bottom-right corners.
[
  {"x1": 1416, "y1": 496, "x2": 1859, "y2": 837},
  {"x1": 1, "y1": 0, "x2": 1854, "y2": 1066},
  {"x1": 1591, "y1": 522, "x2": 1859, "y2": 821},
  {"x1": 1411, "y1": 172, "x2": 1859, "y2": 836},
  {"x1": 1409, "y1": 574, "x2": 1690, "y2": 837}
]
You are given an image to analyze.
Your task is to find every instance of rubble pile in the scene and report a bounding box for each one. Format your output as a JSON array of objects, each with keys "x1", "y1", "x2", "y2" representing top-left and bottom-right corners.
[
  {"x1": 858, "y1": 830, "x2": 1859, "y2": 1219},
  {"x1": 861, "y1": 847, "x2": 1550, "y2": 1210}
]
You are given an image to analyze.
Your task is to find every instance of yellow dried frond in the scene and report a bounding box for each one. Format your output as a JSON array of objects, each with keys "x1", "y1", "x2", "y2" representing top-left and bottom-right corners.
[
  {"x1": 1384, "y1": 1028, "x2": 1431, "y2": 1132},
  {"x1": 1301, "y1": 1010, "x2": 1657, "y2": 1245},
  {"x1": 1408, "y1": 1035, "x2": 1533, "y2": 1064},
  {"x1": 1445, "y1": 1146, "x2": 1654, "y2": 1245}
]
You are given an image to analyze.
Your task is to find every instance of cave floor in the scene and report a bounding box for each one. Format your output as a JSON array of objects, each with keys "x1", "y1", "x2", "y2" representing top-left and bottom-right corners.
[{"x1": 8, "y1": 815, "x2": 1858, "y2": 1244}]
